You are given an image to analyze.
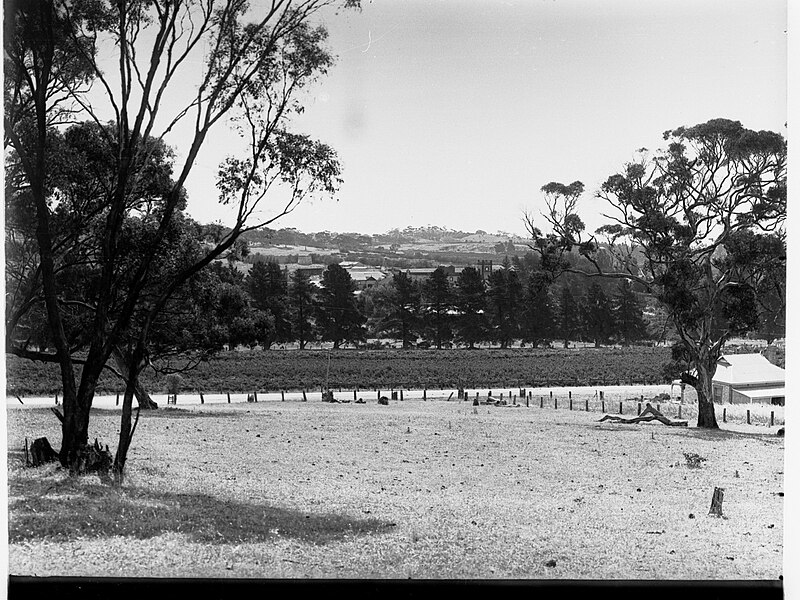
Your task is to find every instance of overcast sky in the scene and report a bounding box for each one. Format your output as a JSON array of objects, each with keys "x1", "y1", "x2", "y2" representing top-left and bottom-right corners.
[{"x1": 181, "y1": 0, "x2": 787, "y2": 236}]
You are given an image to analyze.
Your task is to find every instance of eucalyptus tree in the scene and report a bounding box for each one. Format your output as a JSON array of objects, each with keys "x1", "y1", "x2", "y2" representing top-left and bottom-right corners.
[
  {"x1": 4, "y1": 0, "x2": 355, "y2": 479},
  {"x1": 525, "y1": 119, "x2": 786, "y2": 428}
]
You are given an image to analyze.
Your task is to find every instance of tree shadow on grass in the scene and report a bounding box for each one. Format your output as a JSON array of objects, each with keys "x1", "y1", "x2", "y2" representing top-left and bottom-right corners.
[
  {"x1": 8, "y1": 471, "x2": 395, "y2": 545},
  {"x1": 685, "y1": 426, "x2": 784, "y2": 444},
  {"x1": 88, "y1": 407, "x2": 244, "y2": 419}
]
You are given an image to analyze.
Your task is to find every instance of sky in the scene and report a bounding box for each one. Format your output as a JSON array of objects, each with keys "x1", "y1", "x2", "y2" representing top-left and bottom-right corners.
[{"x1": 178, "y1": 0, "x2": 788, "y2": 237}]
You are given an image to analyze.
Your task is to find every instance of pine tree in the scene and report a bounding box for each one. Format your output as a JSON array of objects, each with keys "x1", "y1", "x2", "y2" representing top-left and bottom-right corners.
[
  {"x1": 245, "y1": 261, "x2": 291, "y2": 348},
  {"x1": 581, "y1": 282, "x2": 614, "y2": 347},
  {"x1": 289, "y1": 269, "x2": 315, "y2": 349},
  {"x1": 421, "y1": 267, "x2": 453, "y2": 348},
  {"x1": 520, "y1": 271, "x2": 555, "y2": 348},
  {"x1": 373, "y1": 272, "x2": 420, "y2": 348},
  {"x1": 557, "y1": 285, "x2": 580, "y2": 348},
  {"x1": 315, "y1": 264, "x2": 366, "y2": 348},
  {"x1": 454, "y1": 267, "x2": 488, "y2": 348},
  {"x1": 486, "y1": 264, "x2": 522, "y2": 348},
  {"x1": 612, "y1": 279, "x2": 649, "y2": 345}
]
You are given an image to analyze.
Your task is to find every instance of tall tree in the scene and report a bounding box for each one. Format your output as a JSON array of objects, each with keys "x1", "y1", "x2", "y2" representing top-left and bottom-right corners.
[
  {"x1": 420, "y1": 267, "x2": 453, "y2": 349},
  {"x1": 4, "y1": 0, "x2": 353, "y2": 478},
  {"x1": 520, "y1": 271, "x2": 555, "y2": 348},
  {"x1": 371, "y1": 271, "x2": 420, "y2": 348},
  {"x1": 246, "y1": 261, "x2": 291, "y2": 348},
  {"x1": 486, "y1": 265, "x2": 522, "y2": 348},
  {"x1": 611, "y1": 280, "x2": 649, "y2": 345},
  {"x1": 525, "y1": 118, "x2": 786, "y2": 428},
  {"x1": 315, "y1": 263, "x2": 365, "y2": 348},
  {"x1": 581, "y1": 282, "x2": 614, "y2": 347},
  {"x1": 288, "y1": 269, "x2": 315, "y2": 349},
  {"x1": 556, "y1": 285, "x2": 580, "y2": 348},
  {"x1": 453, "y1": 266, "x2": 488, "y2": 349}
]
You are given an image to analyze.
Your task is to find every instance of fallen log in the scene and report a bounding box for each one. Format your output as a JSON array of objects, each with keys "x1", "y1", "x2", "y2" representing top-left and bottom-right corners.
[{"x1": 599, "y1": 403, "x2": 688, "y2": 427}]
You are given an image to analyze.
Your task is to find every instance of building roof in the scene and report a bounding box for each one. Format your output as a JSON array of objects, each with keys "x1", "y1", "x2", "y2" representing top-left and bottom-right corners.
[
  {"x1": 732, "y1": 386, "x2": 786, "y2": 400},
  {"x1": 712, "y1": 354, "x2": 785, "y2": 386}
]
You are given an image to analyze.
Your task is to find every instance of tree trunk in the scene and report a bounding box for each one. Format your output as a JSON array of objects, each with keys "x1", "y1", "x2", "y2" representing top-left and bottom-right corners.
[
  {"x1": 111, "y1": 348, "x2": 158, "y2": 409},
  {"x1": 694, "y1": 356, "x2": 720, "y2": 429},
  {"x1": 113, "y1": 349, "x2": 145, "y2": 485},
  {"x1": 60, "y1": 394, "x2": 91, "y2": 470}
]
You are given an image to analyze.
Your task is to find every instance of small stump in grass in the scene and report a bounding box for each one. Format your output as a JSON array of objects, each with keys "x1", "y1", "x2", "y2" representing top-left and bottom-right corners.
[
  {"x1": 27, "y1": 437, "x2": 58, "y2": 467},
  {"x1": 378, "y1": 396, "x2": 389, "y2": 406},
  {"x1": 708, "y1": 487, "x2": 725, "y2": 517}
]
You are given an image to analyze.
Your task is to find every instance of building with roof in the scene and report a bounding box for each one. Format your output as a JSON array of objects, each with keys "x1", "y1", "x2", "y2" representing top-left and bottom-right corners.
[{"x1": 712, "y1": 353, "x2": 785, "y2": 405}]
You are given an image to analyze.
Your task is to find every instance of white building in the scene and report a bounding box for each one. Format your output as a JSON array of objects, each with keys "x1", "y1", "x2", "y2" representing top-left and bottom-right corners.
[{"x1": 712, "y1": 353, "x2": 785, "y2": 405}]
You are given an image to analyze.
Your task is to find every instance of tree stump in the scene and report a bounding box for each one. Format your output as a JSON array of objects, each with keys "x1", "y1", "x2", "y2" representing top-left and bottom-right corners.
[
  {"x1": 378, "y1": 396, "x2": 389, "y2": 406},
  {"x1": 708, "y1": 487, "x2": 725, "y2": 517},
  {"x1": 29, "y1": 437, "x2": 59, "y2": 467}
]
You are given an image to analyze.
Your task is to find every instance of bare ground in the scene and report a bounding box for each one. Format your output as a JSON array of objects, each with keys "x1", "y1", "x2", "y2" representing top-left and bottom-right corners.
[{"x1": 5, "y1": 400, "x2": 785, "y2": 579}]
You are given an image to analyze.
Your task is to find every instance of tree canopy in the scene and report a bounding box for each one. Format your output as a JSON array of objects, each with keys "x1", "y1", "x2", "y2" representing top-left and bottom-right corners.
[
  {"x1": 525, "y1": 118, "x2": 786, "y2": 428},
  {"x1": 4, "y1": 0, "x2": 355, "y2": 478}
]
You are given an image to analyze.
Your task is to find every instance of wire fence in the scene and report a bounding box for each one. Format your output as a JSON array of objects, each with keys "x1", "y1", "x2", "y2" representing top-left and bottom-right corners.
[{"x1": 11, "y1": 382, "x2": 783, "y2": 428}]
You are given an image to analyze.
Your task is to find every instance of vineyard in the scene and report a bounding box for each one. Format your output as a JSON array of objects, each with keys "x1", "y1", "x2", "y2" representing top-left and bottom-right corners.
[{"x1": 5, "y1": 346, "x2": 672, "y2": 396}]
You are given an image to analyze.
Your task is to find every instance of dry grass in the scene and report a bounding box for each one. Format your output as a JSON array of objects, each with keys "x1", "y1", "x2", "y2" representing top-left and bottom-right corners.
[{"x1": 6, "y1": 400, "x2": 785, "y2": 579}]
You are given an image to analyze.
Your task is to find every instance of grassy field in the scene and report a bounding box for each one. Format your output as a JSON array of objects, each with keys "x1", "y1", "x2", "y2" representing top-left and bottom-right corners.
[
  {"x1": 5, "y1": 346, "x2": 672, "y2": 396},
  {"x1": 6, "y1": 400, "x2": 784, "y2": 579}
]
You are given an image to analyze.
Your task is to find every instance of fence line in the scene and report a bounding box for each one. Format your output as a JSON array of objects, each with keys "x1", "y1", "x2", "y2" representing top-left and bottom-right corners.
[{"x1": 65, "y1": 384, "x2": 781, "y2": 427}]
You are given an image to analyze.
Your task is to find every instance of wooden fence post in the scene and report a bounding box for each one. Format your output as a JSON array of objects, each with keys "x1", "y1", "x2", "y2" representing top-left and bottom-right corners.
[
  {"x1": 678, "y1": 404, "x2": 682, "y2": 419},
  {"x1": 601, "y1": 400, "x2": 605, "y2": 413},
  {"x1": 282, "y1": 390, "x2": 286, "y2": 402},
  {"x1": 619, "y1": 401, "x2": 623, "y2": 414},
  {"x1": 585, "y1": 399, "x2": 589, "y2": 411},
  {"x1": 400, "y1": 390, "x2": 404, "y2": 401},
  {"x1": 353, "y1": 390, "x2": 357, "y2": 402},
  {"x1": 423, "y1": 389, "x2": 427, "y2": 401},
  {"x1": 302, "y1": 390, "x2": 308, "y2": 402},
  {"x1": 569, "y1": 397, "x2": 573, "y2": 411},
  {"x1": 771, "y1": 411, "x2": 774, "y2": 427},
  {"x1": 540, "y1": 396, "x2": 543, "y2": 408},
  {"x1": 747, "y1": 409, "x2": 751, "y2": 425},
  {"x1": 555, "y1": 397, "x2": 558, "y2": 410},
  {"x1": 526, "y1": 396, "x2": 529, "y2": 407},
  {"x1": 254, "y1": 392, "x2": 258, "y2": 402},
  {"x1": 200, "y1": 392, "x2": 204, "y2": 404},
  {"x1": 227, "y1": 392, "x2": 231, "y2": 404},
  {"x1": 116, "y1": 393, "x2": 119, "y2": 407},
  {"x1": 637, "y1": 402, "x2": 641, "y2": 415}
]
